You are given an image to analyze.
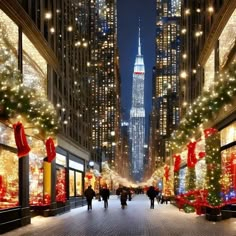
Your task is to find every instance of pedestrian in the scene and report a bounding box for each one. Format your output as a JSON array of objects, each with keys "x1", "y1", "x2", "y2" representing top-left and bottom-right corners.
[
  {"x1": 100, "y1": 185, "x2": 110, "y2": 208},
  {"x1": 147, "y1": 186, "x2": 157, "y2": 209},
  {"x1": 84, "y1": 185, "x2": 95, "y2": 211},
  {"x1": 120, "y1": 188, "x2": 128, "y2": 209}
]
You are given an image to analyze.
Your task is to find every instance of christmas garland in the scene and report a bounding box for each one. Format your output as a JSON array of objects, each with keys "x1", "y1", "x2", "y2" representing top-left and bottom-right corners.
[
  {"x1": 170, "y1": 63, "x2": 236, "y2": 149},
  {"x1": 0, "y1": 46, "x2": 59, "y2": 136}
]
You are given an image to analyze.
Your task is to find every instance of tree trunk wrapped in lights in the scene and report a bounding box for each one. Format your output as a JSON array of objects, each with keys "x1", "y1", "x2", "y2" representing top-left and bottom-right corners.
[{"x1": 205, "y1": 132, "x2": 221, "y2": 206}]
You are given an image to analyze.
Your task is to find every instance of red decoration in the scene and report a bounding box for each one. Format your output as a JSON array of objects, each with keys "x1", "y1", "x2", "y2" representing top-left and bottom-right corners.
[
  {"x1": 86, "y1": 173, "x2": 93, "y2": 180},
  {"x1": 45, "y1": 137, "x2": 56, "y2": 162},
  {"x1": 173, "y1": 154, "x2": 181, "y2": 172},
  {"x1": 56, "y1": 169, "x2": 66, "y2": 203},
  {"x1": 204, "y1": 128, "x2": 217, "y2": 138},
  {"x1": 187, "y1": 141, "x2": 197, "y2": 168},
  {"x1": 164, "y1": 165, "x2": 170, "y2": 181},
  {"x1": 13, "y1": 122, "x2": 31, "y2": 157},
  {"x1": 230, "y1": 153, "x2": 236, "y2": 191},
  {"x1": 198, "y1": 151, "x2": 206, "y2": 159}
]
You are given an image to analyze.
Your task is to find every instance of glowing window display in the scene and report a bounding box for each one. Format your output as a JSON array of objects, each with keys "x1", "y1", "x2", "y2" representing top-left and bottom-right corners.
[
  {"x1": 56, "y1": 168, "x2": 66, "y2": 202},
  {"x1": 0, "y1": 10, "x2": 18, "y2": 58},
  {"x1": 178, "y1": 167, "x2": 186, "y2": 194},
  {"x1": 29, "y1": 152, "x2": 44, "y2": 206},
  {"x1": 0, "y1": 123, "x2": 19, "y2": 209},
  {"x1": 22, "y1": 34, "x2": 47, "y2": 95},
  {"x1": 221, "y1": 146, "x2": 236, "y2": 193},
  {"x1": 0, "y1": 148, "x2": 19, "y2": 209},
  {"x1": 221, "y1": 122, "x2": 236, "y2": 146},
  {"x1": 69, "y1": 170, "x2": 75, "y2": 197},
  {"x1": 75, "y1": 172, "x2": 82, "y2": 196}
]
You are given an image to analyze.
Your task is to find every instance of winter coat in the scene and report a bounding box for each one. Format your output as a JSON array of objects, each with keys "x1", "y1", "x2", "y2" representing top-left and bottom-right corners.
[
  {"x1": 147, "y1": 186, "x2": 157, "y2": 200},
  {"x1": 84, "y1": 187, "x2": 95, "y2": 200},
  {"x1": 100, "y1": 188, "x2": 110, "y2": 201}
]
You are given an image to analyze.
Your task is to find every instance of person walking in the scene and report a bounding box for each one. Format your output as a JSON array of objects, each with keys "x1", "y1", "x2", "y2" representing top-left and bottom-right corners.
[
  {"x1": 147, "y1": 186, "x2": 157, "y2": 209},
  {"x1": 84, "y1": 185, "x2": 95, "y2": 211},
  {"x1": 100, "y1": 185, "x2": 110, "y2": 208},
  {"x1": 120, "y1": 188, "x2": 128, "y2": 209}
]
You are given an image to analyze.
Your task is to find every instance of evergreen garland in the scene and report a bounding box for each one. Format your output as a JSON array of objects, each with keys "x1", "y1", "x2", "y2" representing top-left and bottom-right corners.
[
  {"x1": 170, "y1": 63, "x2": 236, "y2": 150},
  {"x1": 0, "y1": 25, "x2": 59, "y2": 136}
]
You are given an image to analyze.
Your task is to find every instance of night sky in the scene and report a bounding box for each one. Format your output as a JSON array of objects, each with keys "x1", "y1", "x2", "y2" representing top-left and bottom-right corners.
[{"x1": 117, "y1": 0, "x2": 156, "y2": 131}]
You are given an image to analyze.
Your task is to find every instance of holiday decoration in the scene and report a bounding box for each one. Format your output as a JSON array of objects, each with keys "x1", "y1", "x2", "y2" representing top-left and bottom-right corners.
[
  {"x1": 13, "y1": 122, "x2": 31, "y2": 157},
  {"x1": 0, "y1": 24, "x2": 59, "y2": 136},
  {"x1": 187, "y1": 141, "x2": 197, "y2": 168},
  {"x1": 164, "y1": 165, "x2": 170, "y2": 181},
  {"x1": 170, "y1": 63, "x2": 236, "y2": 150},
  {"x1": 173, "y1": 154, "x2": 181, "y2": 172},
  {"x1": 205, "y1": 132, "x2": 222, "y2": 206},
  {"x1": 45, "y1": 137, "x2": 56, "y2": 162},
  {"x1": 230, "y1": 153, "x2": 236, "y2": 191},
  {"x1": 56, "y1": 168, "x2": 66, "y2": 203}
]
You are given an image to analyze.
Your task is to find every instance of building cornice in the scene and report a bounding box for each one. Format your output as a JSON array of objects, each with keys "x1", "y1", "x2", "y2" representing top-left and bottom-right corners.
[{"x1": 0, "y1": 0, "x2": 60, "y2": 75}]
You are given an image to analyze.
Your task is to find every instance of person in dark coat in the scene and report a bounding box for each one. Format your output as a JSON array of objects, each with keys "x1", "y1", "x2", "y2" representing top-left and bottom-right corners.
[
  {"x1": 100, "y1": 185, "x2": 110, "y2": 208},
  {"x1": 147, "y1": 186, "x2": 157, "y2": 209},
  {"x1": 84, "y1": 185, "x2": 95, "y2": 210},
  {"x1": 120, "y1": 188, "x2": 128, "y2": 209}
]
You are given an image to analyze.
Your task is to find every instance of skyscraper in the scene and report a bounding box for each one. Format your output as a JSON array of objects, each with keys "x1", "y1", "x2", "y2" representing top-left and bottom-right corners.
[
  {"x1": 150, "y1": 0, "x2": 181, "y2": 165},
  {"x1": 90, "y1": 0, "x2": 121, "y2": 170},
  {"x1": 129, "y1": 25, "x2": 145, "y2": 182}
]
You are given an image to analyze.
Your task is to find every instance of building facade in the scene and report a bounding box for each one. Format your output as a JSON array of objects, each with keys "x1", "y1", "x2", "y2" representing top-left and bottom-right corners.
[
  {"x1": 176, "y1": 0, "x2": 236, "y2": 206},
  {"x1": 150, "y1": 0, "x2": 181, "y2": 167},
  {"x1": 129, "y1": 26, "x2": 145, "y2": 182}
]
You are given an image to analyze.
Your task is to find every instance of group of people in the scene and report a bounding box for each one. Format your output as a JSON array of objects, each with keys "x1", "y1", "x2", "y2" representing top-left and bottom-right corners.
[
  {"x1": 84, "y1": 185, "x2": 131, "y2": 210},
  {"x1": 146, "y1": 186, "x2": 169, "y2": 209},
  {"x1": 84, "y1": 185, "x2": 168, "y2": 211}
]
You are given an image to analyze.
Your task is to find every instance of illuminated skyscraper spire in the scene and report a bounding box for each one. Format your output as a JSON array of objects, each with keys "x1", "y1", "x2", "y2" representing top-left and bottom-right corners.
[{"x1": 129, "y1": 22, "x2": 145, "y2": 182}]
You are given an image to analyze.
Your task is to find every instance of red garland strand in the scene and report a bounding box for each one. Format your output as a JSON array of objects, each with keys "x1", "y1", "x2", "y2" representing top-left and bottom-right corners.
[
  {"x1": 187, "y1": 141, "x2": 197, "y2": 168},
  {"x1": 204, "y1": 128, "x2": 217, "y2": 138},
  {"x1": 164, "y1": 165, "x2": 170, "y2": 181},
  {"x1": 173, "y1": 154, "x2": 181, "y2": 172},
  {"x1": 13, "y1": 122, "x2": 31, "y2": 157}
]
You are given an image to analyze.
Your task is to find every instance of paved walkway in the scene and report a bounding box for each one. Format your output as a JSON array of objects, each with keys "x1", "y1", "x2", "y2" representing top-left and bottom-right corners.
[{"x1": 3, "y1": 195, "x2": 236, "y2": 236}]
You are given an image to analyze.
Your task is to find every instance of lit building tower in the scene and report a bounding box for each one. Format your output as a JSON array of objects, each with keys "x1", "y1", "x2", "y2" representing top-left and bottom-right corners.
[
  {"x1": 129, "y1": 25, "x2": 145, "y2": 182},
  {"x1": 152, "y1": 0, "x2": 181, "y2": 163},
  {"x1": 90, "y1": 0, "x2": 121, "y2": 171}
]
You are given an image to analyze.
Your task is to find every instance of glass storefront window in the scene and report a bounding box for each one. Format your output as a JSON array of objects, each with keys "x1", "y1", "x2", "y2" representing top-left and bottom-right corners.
[
  {"x1": 22, "y1": 34, "x2": 47, "y2": 96},
  {"x1": 56, "y1": 167, "x2": 66, "y2": 202},
  {"x1": 0, "y1": 148, "x2": 19, "y2": 209},
  {"x1": 0, "y1": 10, "x2": 18, "y2": 59},
  {"x1": 219, "y1": 9, "x2": 236, "y2": 68},
  {"x1": 69, "y1": 170, "x2": 75, "y2": 197},
  {"x1": 29, "y1": 153, "x2": 44, "y2": 205},
  {"x1": 221, "y1": 122, "x2": 236, "y2": 146},
  {"x1": 76, "y1": 172, "x2": 82, "y2": 196},
  {"x1": 221, "y1": 146, "x2": 236, "y2": 192}
]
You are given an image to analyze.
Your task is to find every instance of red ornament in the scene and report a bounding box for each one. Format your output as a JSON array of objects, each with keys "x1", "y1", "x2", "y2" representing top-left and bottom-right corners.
[
  {"x1": 173, "y1": 154, "x2": 181, "y2": 172},
  {"x1": 204, "y1": 128, "x2": 217, "y2": 138},
  {"x1": 86, "y1": 173, "x2": 93, "y2": 180},
  {"x1": 45, "y1": 137, "x2": 56, "y2": 162},
  {"x1": 13, "y1": 122, "x2": 31, "y2": 157},
  {"x1": 198, "y1": 151, "x2": 206, "y2": 159},
  {"x1": 187, "y1": 141, "x2": 197, "y2": 168}
]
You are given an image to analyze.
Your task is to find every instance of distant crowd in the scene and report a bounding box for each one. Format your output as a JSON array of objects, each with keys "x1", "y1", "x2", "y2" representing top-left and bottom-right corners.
[{"x1": 84, "y1": 185, "x2": 170, "y2": 210}]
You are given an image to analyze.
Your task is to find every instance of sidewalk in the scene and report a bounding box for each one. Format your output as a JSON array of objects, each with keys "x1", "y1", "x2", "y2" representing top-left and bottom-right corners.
[{"x1": 2, "y1": 194, "x2": 236, "y2": 236}]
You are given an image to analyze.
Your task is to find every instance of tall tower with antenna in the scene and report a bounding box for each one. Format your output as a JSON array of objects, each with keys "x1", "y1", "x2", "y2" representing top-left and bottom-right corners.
[{"x1": 129, "y1": 21, "x2": 145, "y2": 182}]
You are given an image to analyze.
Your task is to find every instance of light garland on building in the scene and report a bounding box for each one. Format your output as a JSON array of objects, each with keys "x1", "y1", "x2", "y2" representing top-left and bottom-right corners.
[
  {"x1": 170, "y1": 62, "x2": 236, "y2": 150},
  {"x1": 0, "y1": 29, "x2": 59, "y2": 136}
]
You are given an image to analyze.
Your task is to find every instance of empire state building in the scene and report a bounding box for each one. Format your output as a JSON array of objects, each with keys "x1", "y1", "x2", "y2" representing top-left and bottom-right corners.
[{"x1": 129, "y1": 26, "x2": 145, "y2": 182}]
